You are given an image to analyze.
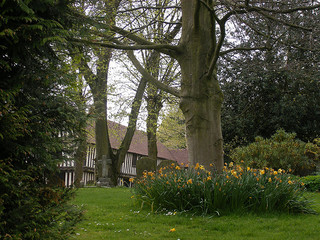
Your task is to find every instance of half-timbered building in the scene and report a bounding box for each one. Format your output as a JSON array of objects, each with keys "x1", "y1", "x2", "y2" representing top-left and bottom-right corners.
[{"x1": 59, "y1": 121, "x2": 188, "y2": 187}]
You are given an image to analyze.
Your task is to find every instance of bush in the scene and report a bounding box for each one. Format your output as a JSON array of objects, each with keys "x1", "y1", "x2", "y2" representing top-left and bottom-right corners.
[
  {"x1": 301, "y1": 175, "x2": 320, "y2": 192},
  {"x1": 131, "y1": 163, "x2": 315, "y2": 215},
  {"x1": 230, "y1": 129, "x2": 320, "y2": 176},
  {"x1": 0, "y1": 160, "x2": 83, "y2": 240}
]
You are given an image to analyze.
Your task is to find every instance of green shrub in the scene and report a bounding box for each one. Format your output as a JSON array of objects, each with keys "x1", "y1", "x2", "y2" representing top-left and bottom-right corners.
[
  {"x1": 301, "y1": 175, "x2": 320, "y2": 192},
  {"x1": 132, "y1": 163, "x2": 315, "y2": 215},
  {"x1": 230, "y1": 129, "x2": 320, "y2": 176},
  {"x1": 0, "y1": 160, "x2": 83, "y2": 240}
]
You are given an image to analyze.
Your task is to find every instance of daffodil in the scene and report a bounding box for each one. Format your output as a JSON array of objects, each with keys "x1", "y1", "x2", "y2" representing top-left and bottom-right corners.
[
  {"x1": 187, "y1": 179, "x2": 193, "y2": 184},
  {"x1": 169, "y1": 228, "x2": 176, "y2": 232},
  {"x1": 195, "y1": 163, "x2": 200, "y2": 170}
]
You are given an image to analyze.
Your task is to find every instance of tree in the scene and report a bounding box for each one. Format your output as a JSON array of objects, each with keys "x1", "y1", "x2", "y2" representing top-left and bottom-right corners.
[
  {"x1": 69, "y1": 0, "x2": 121, "y2": 186},
  {"x1": 71, "y1": 0, "x2": 182, "y2": 185},
  {"x1": 71, "y1": 0, "x2": 320, "y2": 171},
  {"x1": 0, "y1": 0, "x2": 83, "y2": 238},
  {"x1": 116, "y1": 1, "x2": 181, "y2": 161},
  {"x1": 220, "y1": 2, "x2": 320, "y2": 144}
]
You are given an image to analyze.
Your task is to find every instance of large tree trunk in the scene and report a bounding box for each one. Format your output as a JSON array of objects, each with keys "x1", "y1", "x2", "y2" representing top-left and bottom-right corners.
[
  {"x1": 94, "y1": 94, "x2": 113, "y2": 181},
  {"x1": 90, "y1": 47, "x2": 115, "y2": 186},
  {"x1": 178, "y1": 0, "x2": 224, "y2": 171}
]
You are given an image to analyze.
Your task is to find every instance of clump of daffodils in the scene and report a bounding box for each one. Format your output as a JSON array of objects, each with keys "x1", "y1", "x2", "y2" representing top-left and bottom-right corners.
[{"x1": 132, "y1": 162, "x2": 315, "y2": 215}]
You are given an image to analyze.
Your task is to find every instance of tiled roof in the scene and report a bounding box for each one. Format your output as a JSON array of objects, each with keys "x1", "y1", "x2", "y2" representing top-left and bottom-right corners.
[
  {"x1": 169, "y1": 149, "x2": 189, "y2": 165},
  {"x1": 87, "y1": 121, "x2": 189, "y2": 165}
]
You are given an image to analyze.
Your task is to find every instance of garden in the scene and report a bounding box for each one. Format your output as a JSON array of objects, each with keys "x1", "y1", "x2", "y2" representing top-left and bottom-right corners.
[
  {"x1": 2, "y1": 1, "x2": 320, "y2": 239},
  {"x1": 70, "y1": 130, "x2": 320, "y2": 239}
]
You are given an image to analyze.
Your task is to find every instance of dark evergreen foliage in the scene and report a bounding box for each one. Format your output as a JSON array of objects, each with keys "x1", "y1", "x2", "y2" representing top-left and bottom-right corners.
[
  {"x1": 0, "y1": 0, "x2": 83, "y2": 239},
  {"x1": 220, "y1": 3, "x2": 320, "y2": 145}
]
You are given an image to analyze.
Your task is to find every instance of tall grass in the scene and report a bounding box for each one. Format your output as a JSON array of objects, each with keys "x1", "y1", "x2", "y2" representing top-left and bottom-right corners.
[{"x1": 132, "y1": 163, "x2": 315, "y2": 215}]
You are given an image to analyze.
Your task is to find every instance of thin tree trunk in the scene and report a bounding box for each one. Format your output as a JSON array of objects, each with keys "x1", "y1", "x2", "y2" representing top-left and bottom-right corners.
[
  {"x1": 74, "y1": 92, "x2": 88, "y2": 188},
  {"x1": 114, "y1": 75, "x2": 147, "y2": 184},
  {"x1": 145, "y1": 51, "x2": 162, "y2": 162},
  {"x1": 74, "y1": 136, "x2": 86, "y2": 187},
  {"x1": 146, "y1": 95, "x2": 162, "y2": 160}
]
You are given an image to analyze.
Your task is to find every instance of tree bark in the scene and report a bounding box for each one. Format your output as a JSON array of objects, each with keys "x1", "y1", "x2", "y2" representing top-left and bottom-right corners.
[
  {"x1": 146, "y1": 100, "x2": 160, "y2": 160},
  {"x1": 145, "y1": 51, "x2": 162, "y2": 162},
  {"x1": 146, "y1": 88, "x2": 162, "y2": 160},
  {"x1": 74, "y1": 135, "x2": 86, "y2": 187},
  {"x1": 74, "y1": 92, "x2": 88, "y2": 188},
  {"x1": 114, "y1": 74, "x2": 147, "y2": 184},
  {"x1": 178, "y1": 0, "x2": 224, "y2": 171}
]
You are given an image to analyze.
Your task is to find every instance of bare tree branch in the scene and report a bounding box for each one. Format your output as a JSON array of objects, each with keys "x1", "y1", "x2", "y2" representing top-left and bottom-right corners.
[
  {"x1": 127, "y1": 50, "x2": 181, "y2": 97},
  {"x1": 220, "y1": 46, "x2": 270, "y2": 56},
  {"x1": 243, "y1": 3, "x2": 320, "y2": 14},
  {"x1": 207, "y1": 17, "x2": 227, "y2": 78},
  {"x1": 110, "y1": 25, "x2": 182, "y2": 56},
  {"x1": 117, "y1": 5, "x2": 181, "y2": 14},
  {"x1": 256, "y1": 10, "x2": 313, "y2": 32},
  {"x1": 70, "y1": 38, "x2": 180, "y2": 53}
]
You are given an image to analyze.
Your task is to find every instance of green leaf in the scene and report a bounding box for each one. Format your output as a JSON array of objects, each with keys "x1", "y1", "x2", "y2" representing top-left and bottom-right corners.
[{"x1": 16, "y1": 0, "x2": 34, "y2": 15}]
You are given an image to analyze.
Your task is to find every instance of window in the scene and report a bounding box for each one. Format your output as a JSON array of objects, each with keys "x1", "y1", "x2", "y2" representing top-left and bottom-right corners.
[{"x1": 132, "y1": 154, "x2": 137, "y2": 167}]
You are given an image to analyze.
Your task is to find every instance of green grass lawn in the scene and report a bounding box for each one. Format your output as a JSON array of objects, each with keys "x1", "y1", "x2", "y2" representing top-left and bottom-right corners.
[{"x1": 70, "y1": 187, "x2": 320, "y2": 240}]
